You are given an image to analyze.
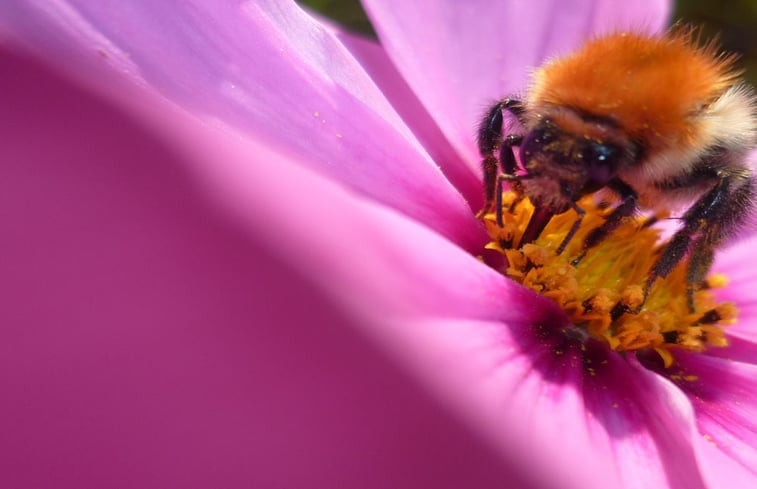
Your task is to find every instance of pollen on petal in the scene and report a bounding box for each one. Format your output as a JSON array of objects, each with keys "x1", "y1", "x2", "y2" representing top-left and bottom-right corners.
[{"x1": 483, "y1": 191, "x2": 736, "y2": 367}]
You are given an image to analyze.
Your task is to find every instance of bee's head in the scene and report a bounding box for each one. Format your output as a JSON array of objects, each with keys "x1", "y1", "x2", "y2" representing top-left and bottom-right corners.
[{"x1": 518, "y1": 117, "x2": 629, "y2": 212}]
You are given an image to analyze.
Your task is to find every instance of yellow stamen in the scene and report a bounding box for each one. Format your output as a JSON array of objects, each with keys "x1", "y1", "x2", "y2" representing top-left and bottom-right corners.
[{"x1": 483, "y1": 191, "x2": 736, "y2": 367}]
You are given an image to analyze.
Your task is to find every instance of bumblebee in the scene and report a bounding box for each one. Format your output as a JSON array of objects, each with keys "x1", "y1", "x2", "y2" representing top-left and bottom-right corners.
[{"x1": 477, "y1": 29, "x2": 756, "y2": 309}]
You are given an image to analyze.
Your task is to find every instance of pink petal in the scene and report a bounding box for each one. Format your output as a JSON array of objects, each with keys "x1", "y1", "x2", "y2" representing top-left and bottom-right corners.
[
  {"x1": 328, "y1": 25, "x2": 484, "y2": 209},
  {"x1": 694, "y1": 438, "x2": 757, "y2": 489},
  {"x1": 445, "y1": 322, "x2": 710, "y2": 489},
  {"x1": 712, "y1": 234, "x2": 757, "y2": 346},
  {"x1": 1, "y1": 40, "x2": 708, "y2": 489},
  {"x1": 361, "y1": 0, "x2": 672, "y2": 170},
  {"x1": 0, "y1": 46, "x2": 546, "y2": 488},
  {"x1": 0, "y1": 0, "x2": 484, "y2": 250},
  {"x1": 657, "y1": 351, "x2": 757, "y2": 486}
]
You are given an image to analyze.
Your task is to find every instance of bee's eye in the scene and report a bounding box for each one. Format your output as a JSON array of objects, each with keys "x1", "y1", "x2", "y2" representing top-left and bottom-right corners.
[
  {"x1": 584, "y1": 141, "x2": 621, "y2": 187},
  {"x1": 586, "y1": 142, "x2": 618, "y2": 165}
]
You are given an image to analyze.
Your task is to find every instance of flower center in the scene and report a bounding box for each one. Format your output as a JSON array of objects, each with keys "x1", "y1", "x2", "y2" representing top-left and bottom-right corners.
[{"x1": 483, "y1": 191, "x2": 736, "y2": 367}]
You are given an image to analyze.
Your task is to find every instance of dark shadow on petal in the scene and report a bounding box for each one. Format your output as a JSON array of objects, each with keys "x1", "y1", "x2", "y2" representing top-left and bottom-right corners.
[
  {"x1": 514, "y1": 313, "x2": 647, "y2": 436},
  {"x1": 501, "y1": 308, "x2": 708, "y2": 488},
  {"x1": 697, "y1": 334, "x2": 757, "y2": 364}
]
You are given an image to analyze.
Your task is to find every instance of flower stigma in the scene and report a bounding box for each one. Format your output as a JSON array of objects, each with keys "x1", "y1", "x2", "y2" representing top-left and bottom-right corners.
[{"x1": 483, "y1": 191, "x2": 737, "y2": 368}]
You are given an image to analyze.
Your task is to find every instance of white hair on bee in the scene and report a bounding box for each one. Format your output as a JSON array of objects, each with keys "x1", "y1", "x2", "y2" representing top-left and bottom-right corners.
[{"x1": 703, "y1": 84, "x2": 757, "y2": 152}]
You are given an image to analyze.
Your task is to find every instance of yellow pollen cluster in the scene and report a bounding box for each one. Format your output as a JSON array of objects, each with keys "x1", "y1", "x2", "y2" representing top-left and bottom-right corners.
[{"x1": 483, "y1": 192, "x2": 736, "y2": 367}]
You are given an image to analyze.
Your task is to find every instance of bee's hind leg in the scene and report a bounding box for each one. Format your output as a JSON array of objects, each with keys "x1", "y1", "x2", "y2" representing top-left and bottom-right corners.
[{"x1": 645, "y1": 168, "x2": 755, "y2": 312}]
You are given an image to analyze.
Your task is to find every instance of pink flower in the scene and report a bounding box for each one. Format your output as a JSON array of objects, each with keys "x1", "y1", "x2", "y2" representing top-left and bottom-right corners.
[{"x1": 0, "y1": 0, "x2": 754, "y2": 488}]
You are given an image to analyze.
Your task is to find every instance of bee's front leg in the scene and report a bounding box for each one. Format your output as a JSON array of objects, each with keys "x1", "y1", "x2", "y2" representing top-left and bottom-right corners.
[
  {"x1": 572, "y1": 179, "x2": 637, "y2": 265},
  {"x1": 476, "y1": 98, "x2": 525, "y2": 218}
]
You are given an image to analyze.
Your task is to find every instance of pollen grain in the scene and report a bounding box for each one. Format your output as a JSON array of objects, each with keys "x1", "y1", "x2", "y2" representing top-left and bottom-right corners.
[{"x1": 483, "y1": 191, "x2": 736, "y2": 367}]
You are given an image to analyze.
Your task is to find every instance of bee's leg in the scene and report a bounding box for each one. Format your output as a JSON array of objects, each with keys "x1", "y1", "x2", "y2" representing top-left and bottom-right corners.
[
  {"x1": 494, "y1": 170, "x2": 535, "y2": 227},
  {"x1": 518, "y1": 206, "x2": 554, "y2": 248},
  {"x1": 572, "y1": 179, "x2": 637, "y2": 265},
  {"x1": 476, "y1": 98, "x2": 525, "y2": 218},
  {"x1": 685, "y1": 238, "x2": 716, "y2": 312},
  {"x1": 645, "y1": 169, "x2": 755, "y2": 311},
  {"x1": 519, "y1": 180, "x2": 586, "y2": 249},
  {"x1": 494, "y1": 134, "x2": 524, "y2": 226},
  {"x1": 499, "y1": 134, "x2": 524, "y2": 174},
  {"x1": 556, "y1": 202, "x2": 587, "y2": 255},
  {"x1": 643, "y1": 179, "x2": 728, "y2": 308}
]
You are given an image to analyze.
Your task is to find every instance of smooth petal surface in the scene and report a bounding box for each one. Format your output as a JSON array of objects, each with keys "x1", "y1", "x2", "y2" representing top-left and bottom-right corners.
[
  {"x1": 0, "y1": 0, "x2": 484, "y2": 251},
  {"x1": 361, "y1": 0, "x2": 671, "y2": 168},
  {"x1": 328, "y1": 25, "x2": 484, "y2": 209},
  {"x1": 661, "y1": 351, "x2": 757, "y2": 487},
  {"x1": 712, "y1": 233, "x2": 757, "y2": 347},
  {"x1": 0, "y1": 46, "x2": 546, "y2": 489},
  {"x1": 423, "y1": 316, "x2": 710, "y2": 489}
]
